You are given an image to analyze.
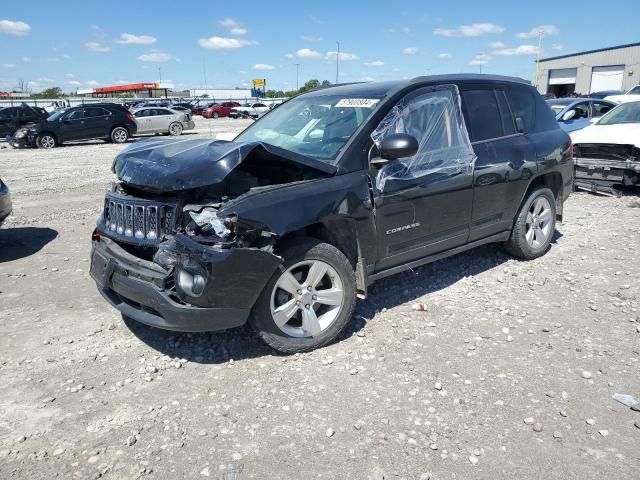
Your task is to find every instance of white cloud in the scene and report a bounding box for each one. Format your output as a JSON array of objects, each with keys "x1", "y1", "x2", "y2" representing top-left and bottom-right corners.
[
  {"x1": 469, "y1": 54, "x2": 490, "y2": 65},
  {"x1": 296, "y1": 48, "x2": 322, "y2": 58},
  {"x1": 239, "y1": 70, "x2": 248, "y2": 74},
  {"x1": 285, "y1": 53, "x2": 294, "y2": 58},
  {"x1": 115, "y1": 79, "x2": 131, "y2": 85},
  {"x1": 489, "y1": 41, "x2": 505, "y2": 49},
  {"x1": 326, "y1": 51, "x2": 358, "y2": 61},
  {"x1": 360, "y1": 76, "x2": 376, "y2": 82},
  {"x1": 66, "y1": 80, "x2": 81, "y2": 86},
  {"x1": 36, "y1": 77, "x2": 55, "y2": 83},
  {"x1": 85, "y1": 80, "x2": 100, "y2": 86},
  {"x1": 491, "y1": 44, "x2": 540, "y2": 56},
  {"x1": 364, "y1": 60, "x2": 385, "y2": 66},
  {"x1": 0, "y1": 19, "x2": 31, "y2": 35},
  {"x1": 138, "y1": 52, "x2": 178, "y2": 62},
  {"x1": 198, "y1": 36, "x2": 255, "y2": 50},
  {"x1": 219, "y1": 18, "x2": 246, "y2": 35},
  {"x1": 517, "y1": 25, "x2": 559, "y2": 39},
  {"x1": 2, "y1": 63, "x2": 16, "y2": 68},
  {"x1": 22, "y1": 56, "x2": 31, "y2": 62},
  {"x1": 63, "y1": 53, "x2": 72, "y2": 59},
  {"x1": 254, "y1": 63, "x2": 275, "y2": 70},
  {"x1": 438, "y1": 53, "x2": 453, "y2": 59},
  {"x1": 402, "y1": 47, "x2": 418, "y2": 55},
  {"x1": 117, "y1": 33, "x2": 157, "y2": 44},
  {"x1": 552, "y1": 43, "x2": 564, "y2": 51},
  {"x1": 66, "y1": 73, "x2": 75, "y2": 78},
  {"x1": 301, "y1": 35, "x2": 323, "y2": 42},
  {"x1": 434, "y1": 23, "x2": 504, "y2": 37},
  {"x1": 86, "y1": 42, "x2": 111, "y2": 52},
  {"x1": 47, "y1": 57, "x2": 59, "y2": 62}
]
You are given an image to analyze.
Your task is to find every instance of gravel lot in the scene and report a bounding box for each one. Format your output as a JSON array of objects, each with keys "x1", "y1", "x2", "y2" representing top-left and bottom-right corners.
[{"x1": 1, "y1": 116, "x2": 639, "y2": 479}]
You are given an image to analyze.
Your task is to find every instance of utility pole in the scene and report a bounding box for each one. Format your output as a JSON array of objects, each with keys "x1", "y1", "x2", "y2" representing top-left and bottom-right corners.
[
  {"x1": 335, "y1": 41, "x2": 340, "y2": 84},
  {"x1": 202, "y1": 57, "x2": 207, "y2": 88},
  {"x1": 295, "y1": 63, "x2": 300, "y2": 90},
  {"x1": 535, "y1": 29, "x2": 543, "y2": 90},
  {"x1": 158, "y1": 67, "x2": 162, "y2": 83}
]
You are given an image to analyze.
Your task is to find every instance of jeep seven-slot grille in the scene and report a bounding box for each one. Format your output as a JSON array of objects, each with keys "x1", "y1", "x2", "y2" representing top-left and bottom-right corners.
[{"x1": 103, "y1": 193, "x2": 175, "y2": 244}]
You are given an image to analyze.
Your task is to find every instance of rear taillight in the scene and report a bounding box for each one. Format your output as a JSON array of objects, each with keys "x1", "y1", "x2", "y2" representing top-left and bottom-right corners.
[{"x1": 127, "y1": 113, "x2": 134, "y2": 121}]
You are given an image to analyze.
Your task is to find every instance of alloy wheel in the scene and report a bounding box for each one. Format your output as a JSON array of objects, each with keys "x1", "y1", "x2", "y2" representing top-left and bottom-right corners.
[
  {"x1": 525, "y1": 196, "x2": 553, "y2": 249},
  {"x1": 112, "y1": 128, "x2": 127, "y2": 143},
  {"x1": 39, "y1": 135, "x2": 55, "y2": 148},
  {"x1": 270, "y1": 260, "x2": 345, "y2": 338}
]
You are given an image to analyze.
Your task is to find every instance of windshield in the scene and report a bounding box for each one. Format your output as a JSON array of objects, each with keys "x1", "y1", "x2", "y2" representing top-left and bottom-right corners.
[
  {"x1": 47, "y1": 109, "x2": 69, "y2": 121},
  {"x1": 597, "y1": 102, "x2": 640, "y2": 125},
  {"x1": 235, "y1": 94, "x2": 381, "y2": 162}
]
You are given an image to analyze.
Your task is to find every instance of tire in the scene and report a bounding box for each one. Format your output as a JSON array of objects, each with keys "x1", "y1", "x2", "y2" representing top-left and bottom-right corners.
[
  {"x1": 505, "y1": 187, "x2": 556, "y2": 260},
  {"x1": 110, "y1": 127, "x2": 129, "y2": 144},
  {"x1": 36, "y1": 133, "x2": 57, "y2": 149},
  {"x1": 250, "y1": 239, "x2": 356, "y2": 353},
  {"x1": 212, "y1": 112, "x2": 219, "y2": 119},
  {"x1": 168, "y1": 122, "x2": 183, "y2": 136}
]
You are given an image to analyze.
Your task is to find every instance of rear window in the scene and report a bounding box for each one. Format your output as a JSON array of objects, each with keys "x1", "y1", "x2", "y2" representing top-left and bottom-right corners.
[
  {"x1": 462, "y1": 89, "x2": 504, "y2": 142},
  {"x1": 507, "y1": 88, "x2": 535, "y2": 132}
]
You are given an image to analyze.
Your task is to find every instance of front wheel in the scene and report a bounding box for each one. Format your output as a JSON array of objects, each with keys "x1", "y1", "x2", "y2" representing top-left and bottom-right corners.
[
  {"x1": 110, "y1": 127, "x2": 129, "y2": 144},
  {"x1": 250, "y1": 239, "x2": 356, "y2": 353},
  {"x1": 168, "y1": 122, "x2": 183, "y2": 136},
  {"x1": 37, "y1": 134, "x2": 57, "y2": 149},
  {"x1": 505, "y1": 187, "x2": 556, "y2": 260},
  {"x1": 212, "y1": 112, "x2": 219, "y2": 118}
]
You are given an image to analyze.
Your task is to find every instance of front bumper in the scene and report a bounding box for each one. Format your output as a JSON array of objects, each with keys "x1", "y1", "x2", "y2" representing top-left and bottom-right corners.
[
  {"x1": 183, "y1": 120, "x2": 196, "y2": 131},
  {"x1": 0, "y1": 180, "x2": 12, "y2": 225},
  {"x1": 574, "y1": 157, "x2": 640, "y2": 190},
  {"x1": 91, "y1": 234, "x2": 281, "y2": 332}
]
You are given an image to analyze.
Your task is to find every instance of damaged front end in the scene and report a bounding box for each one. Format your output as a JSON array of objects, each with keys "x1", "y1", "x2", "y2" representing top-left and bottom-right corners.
[
  {"x1": 91, "y1": 138, "x2": 333, "y2": 332},
  {"x1": 573, "y1": 143, "x2": 640, "y2": 195}
]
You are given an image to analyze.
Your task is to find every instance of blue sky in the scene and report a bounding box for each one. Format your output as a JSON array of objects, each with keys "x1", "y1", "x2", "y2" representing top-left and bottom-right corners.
[{"x1": 1, "y1": 0, "x2": 639, "y2": 93}]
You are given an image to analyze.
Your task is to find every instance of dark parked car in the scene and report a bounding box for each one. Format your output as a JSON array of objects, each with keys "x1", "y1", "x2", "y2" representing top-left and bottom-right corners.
[
  {"x1": 0, "y1": 103, "x2": 47, "y2": 138},
  {"x1": 18, "y1": 103, "x2": 137, "y2": 148},
  {"x1": 203, "y1": 102, "x2": 241, "y2": 118},
  {"x1": 90, "y1": 74, "x2": 572, "y2": 353},
  {"x1": 546, "y1": 97, "x2": 616, "y2": 132},
  {"x1": 191, "y1": 102, "x2": 218, "y2": 116},
  {"x1": 0, "y1": 178, "x2": 12, "y2": 226}
]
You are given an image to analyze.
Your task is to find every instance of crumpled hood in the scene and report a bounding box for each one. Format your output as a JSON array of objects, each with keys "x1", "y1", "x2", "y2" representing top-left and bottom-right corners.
[
  {"x1": 112, "y1": 138, "x2": 337, "y2": 192},
  {"x1": 570, "y1": 123, "x2": 640, "y2": 148}
]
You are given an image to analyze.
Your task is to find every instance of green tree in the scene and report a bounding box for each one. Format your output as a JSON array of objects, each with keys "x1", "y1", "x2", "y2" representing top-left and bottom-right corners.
[{"x1": 33, "y1": 86, "x2": 63, "y2": 98}]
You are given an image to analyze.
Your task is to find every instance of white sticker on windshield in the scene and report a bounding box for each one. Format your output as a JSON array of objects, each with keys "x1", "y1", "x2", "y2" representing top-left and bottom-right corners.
[{"x1": 335, "y1": 98, "x2": 380, "y2": 108}]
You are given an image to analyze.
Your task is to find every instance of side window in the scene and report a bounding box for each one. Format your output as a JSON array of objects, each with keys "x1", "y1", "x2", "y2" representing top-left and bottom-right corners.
[
  {"x1": 159, "y1": 109, "x2": 173, "y2": 115},
  {"x1": 591, "y1": 102, "x2": 612, "y2": 117},
  {"x1": 371, "y1": 85, "x2": 476, "y2": 190},
  {"x1": 461, "y1": 89, "x2": 504, "y2": 142},
  {"x1": 507, "y1": 88, "x2": 535, "y2": 132},
  {"x1": 84, "y1": 107, "x2": 108, "y2": 118},
  {"x1": 65, "y1": 109, "x2": 84, "y2": 121},
  {"x1": 254, "y1": 103, "x2": 266, "y2": 108},
  {"x1": 136, "y1": 109, "x2": 149, "y2": 117},
  {"x1": 572, "y1": 102, "x2": 589, "y2": 119}
]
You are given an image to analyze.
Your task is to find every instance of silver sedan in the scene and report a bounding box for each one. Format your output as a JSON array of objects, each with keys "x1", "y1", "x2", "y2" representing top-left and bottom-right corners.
[{"x1": 133, "y1": 107, "x2": 195, "y2": 136}]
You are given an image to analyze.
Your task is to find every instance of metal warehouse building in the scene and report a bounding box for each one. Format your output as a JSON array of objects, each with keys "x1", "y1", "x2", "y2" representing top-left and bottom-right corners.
[{"x1": 536, "y1": 42, "x2": 640, "y2": 97}]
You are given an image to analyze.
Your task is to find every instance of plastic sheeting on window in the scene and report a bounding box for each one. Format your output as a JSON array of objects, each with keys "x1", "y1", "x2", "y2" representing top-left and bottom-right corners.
[{"x1": 371, "y1": 84, "x2": 476, "y2": 190}]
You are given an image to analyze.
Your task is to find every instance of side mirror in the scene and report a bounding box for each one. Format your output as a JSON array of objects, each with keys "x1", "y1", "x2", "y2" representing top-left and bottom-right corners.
[
  {"x1": 378, "y1": 133, "x2": 419, "y2": 160},
  {"x1": 562, "y1": 109, "x2": 576, "y2": 121}
]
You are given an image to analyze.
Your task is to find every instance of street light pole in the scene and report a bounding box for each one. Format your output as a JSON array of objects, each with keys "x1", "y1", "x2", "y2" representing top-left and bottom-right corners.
[
  {"x1": 336, "y1": 41, "x2": 340, "y2": 84},
  {"x1": 534, "y1": 29, "x2": 543, "y2": 90},
  {"x1": 295, "y1": 63, "x2": 300, "y2": 90}
]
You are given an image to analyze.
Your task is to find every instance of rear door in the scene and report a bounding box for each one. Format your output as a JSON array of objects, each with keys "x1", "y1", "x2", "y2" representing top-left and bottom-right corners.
[
  {"x1": 81, "y1": 106, "x2": 111, "y2": 138},
  {"x1": 152, "y1": 109, "x2": 174, "y2": 132},
  {"x1": 461, "y1": 85, "x2": 537, "y2": 242}
]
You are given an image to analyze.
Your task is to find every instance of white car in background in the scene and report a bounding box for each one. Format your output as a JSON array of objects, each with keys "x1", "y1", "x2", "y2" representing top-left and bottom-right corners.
[
  {"x1": 570, "y1": 101, "x2": 640, "y2": 194},
  {"x1": 228, "y1": 102, "x2": 270, "y2": 119},
  {"x1": 605, "y1": 85, "x2": 640, "y2": 104},
  {"x1": 133, "y1": 107, "x2": 195, "y2": 136}
]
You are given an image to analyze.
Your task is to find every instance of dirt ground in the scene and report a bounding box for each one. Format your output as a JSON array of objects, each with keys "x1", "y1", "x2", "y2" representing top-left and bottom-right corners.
[{"x1": 1, "y1": 116, "x2": 639, "y2": 480}]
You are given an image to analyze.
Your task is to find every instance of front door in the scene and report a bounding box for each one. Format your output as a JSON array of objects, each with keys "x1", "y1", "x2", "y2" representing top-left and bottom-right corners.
[
  {"x1": 58, "y1": 108, "x2": 87, "y2": 141},
  {"x1": 371, "y1": 85, "x2": 476, "y2": 271}
]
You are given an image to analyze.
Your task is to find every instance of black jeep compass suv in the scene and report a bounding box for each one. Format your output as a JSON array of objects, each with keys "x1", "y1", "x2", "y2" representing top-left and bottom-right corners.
[{"x1": 91, "y1": 74, "x2": 572, "y2": 353}]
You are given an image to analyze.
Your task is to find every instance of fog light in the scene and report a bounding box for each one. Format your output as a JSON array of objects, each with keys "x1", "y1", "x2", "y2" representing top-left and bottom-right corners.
[{"x1": 176, "y1": 264, "x2": 207, "y2": 297}]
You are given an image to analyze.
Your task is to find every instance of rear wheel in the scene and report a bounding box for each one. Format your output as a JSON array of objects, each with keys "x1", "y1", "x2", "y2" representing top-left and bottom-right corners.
[
  {"x1": 110, "y1": 127, "x2": 129, "y2": 144},
  {"x1": 168, "y1": 122, "x2": 183, "y2": 136},
  {"x1": 250, "y1": 239, "x2": 356, "y2": 353},
  {"x1": 505, "y1": 187, "x2": 556, "y2": 260},
  {"x1": 36, "y1": 134, "x2": 57, "y2": 149}
]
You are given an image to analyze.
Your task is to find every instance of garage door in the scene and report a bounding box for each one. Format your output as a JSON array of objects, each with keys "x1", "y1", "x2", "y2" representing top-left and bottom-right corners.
[
  {"x1": 590, "y1": 65, "x2": 624, "y2": 93},
  {"x1": 549, "y1": 68, "x2": 577, "y2": 85}
]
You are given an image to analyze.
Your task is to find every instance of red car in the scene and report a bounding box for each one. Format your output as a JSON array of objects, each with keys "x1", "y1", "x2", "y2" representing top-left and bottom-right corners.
[{"x1": 202, "y1": 101, "x2": 241, "y2": 118}]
